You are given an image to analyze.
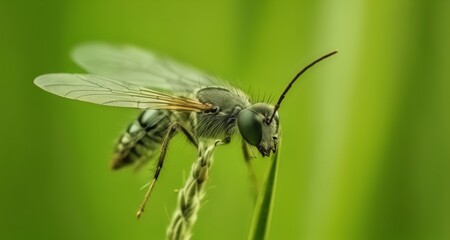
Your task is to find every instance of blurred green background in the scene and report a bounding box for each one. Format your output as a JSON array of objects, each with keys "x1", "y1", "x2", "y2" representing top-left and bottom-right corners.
[{"x1": 1, "y1": 0, "x2": 449, "y2": 239}]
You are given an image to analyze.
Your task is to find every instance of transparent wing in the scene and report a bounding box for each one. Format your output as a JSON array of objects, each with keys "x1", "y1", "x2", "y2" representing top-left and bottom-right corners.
[
  {"x1": 34, "y1": 73, "x2": 213, "y2": 111},
  {"x1": 72, "y1": 42, "x2": 219, "y2": 92}
]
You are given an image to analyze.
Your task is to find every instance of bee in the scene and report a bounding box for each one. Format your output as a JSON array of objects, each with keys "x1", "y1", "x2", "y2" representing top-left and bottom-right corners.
[{"x1": 34, "y1": 43, "x2": 337, "y2": 218}]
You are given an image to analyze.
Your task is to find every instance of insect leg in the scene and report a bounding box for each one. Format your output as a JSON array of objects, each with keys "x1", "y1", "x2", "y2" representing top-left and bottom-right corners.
[
  {"x1": 133, "y1": 122, "x2": 198, "y2": 172},
  {"x1": 242, "y1": 142, "x2": 259, "y2": 198},
  {"x1": 136, "y1": 122, "x2": 197, "y2": 219}
]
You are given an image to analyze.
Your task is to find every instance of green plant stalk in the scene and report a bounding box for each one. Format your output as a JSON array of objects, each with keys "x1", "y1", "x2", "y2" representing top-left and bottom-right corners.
[
  {"x1": 166, "y1": 142, "x2": 217, "y2": 240},
  {"x1": 248, "y1": 142, "x2": 281, "y2": 240}
]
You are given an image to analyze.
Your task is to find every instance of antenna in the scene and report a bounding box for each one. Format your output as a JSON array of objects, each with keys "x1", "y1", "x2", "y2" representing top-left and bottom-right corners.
[{"x1": 267, "y1": 50, "x2": 338, "y2": 124}]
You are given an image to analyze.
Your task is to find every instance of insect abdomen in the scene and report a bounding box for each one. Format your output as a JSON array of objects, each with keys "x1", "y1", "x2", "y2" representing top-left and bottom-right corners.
[{"x1": 111, "y1": 110, "x2": 171, "y2": 170}]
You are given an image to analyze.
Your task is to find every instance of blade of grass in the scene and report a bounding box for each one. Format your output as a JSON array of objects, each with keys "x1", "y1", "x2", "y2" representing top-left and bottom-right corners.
[{"x1": 248, "y1": 143, "x2": 281, "y2": 240}]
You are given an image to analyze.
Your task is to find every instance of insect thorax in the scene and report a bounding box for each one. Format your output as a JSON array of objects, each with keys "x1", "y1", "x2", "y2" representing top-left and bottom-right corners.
[{"x1": 194, "y1": 86, "x2": 251, "y2": 140}]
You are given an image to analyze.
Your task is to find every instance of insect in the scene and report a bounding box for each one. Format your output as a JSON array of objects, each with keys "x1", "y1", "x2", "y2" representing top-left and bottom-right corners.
[{"x1": 34, "y1": 43, "x2": 337, "y2": 218}]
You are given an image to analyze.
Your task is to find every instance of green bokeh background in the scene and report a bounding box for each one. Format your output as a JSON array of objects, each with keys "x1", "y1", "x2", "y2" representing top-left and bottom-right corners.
[{"x1": 1, "y1": 0, "x2": 449, "y2": 239}]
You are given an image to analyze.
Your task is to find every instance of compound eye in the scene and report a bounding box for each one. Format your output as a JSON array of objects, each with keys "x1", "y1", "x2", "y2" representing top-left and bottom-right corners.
[{"x1": 237, "y1": 109, "x2": 262, "y2": 146}]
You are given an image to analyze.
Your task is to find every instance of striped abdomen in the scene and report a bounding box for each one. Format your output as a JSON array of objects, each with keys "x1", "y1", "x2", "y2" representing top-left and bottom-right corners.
[{"x1": 111, "y1": 110, "x2": 172, "y2": 170}]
